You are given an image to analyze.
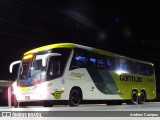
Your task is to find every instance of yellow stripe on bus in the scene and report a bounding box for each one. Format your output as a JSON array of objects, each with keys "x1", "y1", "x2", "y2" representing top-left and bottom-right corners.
[{"x1": 24, "y1": 43, "x2": 74, "y2": 55}]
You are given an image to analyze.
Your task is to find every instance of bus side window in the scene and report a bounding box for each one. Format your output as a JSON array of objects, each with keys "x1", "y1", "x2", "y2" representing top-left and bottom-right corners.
[
  {"x1": 139, "y1": 64, "x2": 147, "y2": 75},
  {"x1": 47, "y1": 57, "x2": 61, "y2": 80},
  {"x1": 129, "y1": 61, "x2": 138, "y2": 74},
  {"x1": 70, "y1": 53, "x2": 87, "y2": 69},
  {"x1": 89, "y1": 57, "x2": 96, "y2": 69},
  {"x1": 106, "y1": 57, "x2": 116, "y2": 71},
  {"x1": 117, "y1": 58, "x2": 130, "y2": 73},
  {"x1": 139, "y1": 64, "x2": 154, "y2": 76},
  {"x1": 97, "y1": 59, "x2": 105, "y2": 70},
  {"x1": 147, "y1": 65, "x2": 154, "y2": 76},
  {"x1": 49, "y1": 61, "x2": 60, "y2": 76},
  {"x1": 96, "y1": 55, "x2": 105, "y2": 70}
]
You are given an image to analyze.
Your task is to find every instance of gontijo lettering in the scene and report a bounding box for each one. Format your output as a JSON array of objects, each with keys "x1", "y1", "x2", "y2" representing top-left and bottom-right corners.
[{"x1": 120, "y1": 75, "x2": 142, "y2": 82}]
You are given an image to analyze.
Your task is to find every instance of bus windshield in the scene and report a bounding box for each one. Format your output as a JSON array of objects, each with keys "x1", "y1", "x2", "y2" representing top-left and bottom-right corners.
[
  {"x1": 19, "y1": 59, "x2": 32, "y2": 80},
  {"x1": 17, "y1": 48, "x2": 71, "y2": 86}
]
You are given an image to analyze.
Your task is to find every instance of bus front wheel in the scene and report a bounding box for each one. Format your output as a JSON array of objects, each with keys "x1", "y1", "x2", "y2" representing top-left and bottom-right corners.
[
  {"x1": 138, "y1": 91, "x2": 146, "y2": 104},
  {"x1": 68, "y1": 89, "x2": 81, "y2": 107}
]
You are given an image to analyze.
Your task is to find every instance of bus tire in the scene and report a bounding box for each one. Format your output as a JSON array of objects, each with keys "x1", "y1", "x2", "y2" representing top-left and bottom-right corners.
[
  {"x1": 127, "y1": 91, "x2": 138, "y2": 105},
  {"x1": 68, "y1": 89, "x2": 81, "y2": 107},
  {"x1": 138, "y1": 91, "x2": 146, "y2": 104}
]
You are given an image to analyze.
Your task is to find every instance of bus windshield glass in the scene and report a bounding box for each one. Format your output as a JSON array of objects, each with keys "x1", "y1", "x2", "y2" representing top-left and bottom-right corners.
[
  {"x1": 19, "y1": 54, "x2": 33, "y2": 80},
  {"x1": 17, "y1": 48, "x2": 71, "y2": 86}
]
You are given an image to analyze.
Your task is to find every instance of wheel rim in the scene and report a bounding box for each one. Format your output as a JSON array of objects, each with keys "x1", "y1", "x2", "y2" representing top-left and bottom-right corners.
[
  {"x1": 132, "y1": 92, "x2": 138, "y2": 103},
  {"x1": 140, "y1": 93, "x2": 145, "y2": 103},
  {"x1": 71, "y1": 92, "x2": 80, "y2": 105}
]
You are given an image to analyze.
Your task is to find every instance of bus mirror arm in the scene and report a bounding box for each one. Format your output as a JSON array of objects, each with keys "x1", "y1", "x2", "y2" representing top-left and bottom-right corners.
[
  {"x1": 42, "y1": 53, "x2": 61, "y2": 67},
  {"x1": 9, "y1": 60, "x2": 21, "y2": 73}
]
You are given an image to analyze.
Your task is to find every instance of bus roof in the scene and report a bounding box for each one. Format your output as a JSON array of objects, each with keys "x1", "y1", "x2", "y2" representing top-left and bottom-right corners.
[
  {"x1": 24, "y1": 43, "x2": 153, "y2": 65},
  {"x1": 92, "y1": 48, "x2": 153, "y2": 65},
  {"x1": 24, "y1": 43, "x2": 75, "y2": 55}
]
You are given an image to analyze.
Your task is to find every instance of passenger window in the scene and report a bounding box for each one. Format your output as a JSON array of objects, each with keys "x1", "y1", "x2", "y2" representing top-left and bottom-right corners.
[
  {"x1": 70, "y1": 52, "x2": 87, "y2": 69},
  {"x1": 89, "y1": 57, "x2": 96, "y2": 69},
  {"x1": 147, "y1": 65, "x2": 154, "y2": 76},
  {"x1": 117, "y1": 58, "x2": 130, "y2": 73},
  {"x1": 129, "y1": 61, "x2": 138, "y2": 74},
  {"x1": 97, "y1": 59, "x2": 105, "y2": 70},
  {"x1": 139, "y1": 64, "x2": 147, "y2": 75},
  {"x1": 139, "y1": 64, "x2": 154, "y2": 76},
  {"x1": 106, "y1": 57, "x2": 117, "y2": 71}
]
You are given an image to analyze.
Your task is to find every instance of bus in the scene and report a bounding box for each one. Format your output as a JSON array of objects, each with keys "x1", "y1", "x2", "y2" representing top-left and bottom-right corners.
[{"x1": 9, "y1": 43, "x2": 156, "y2": 107}]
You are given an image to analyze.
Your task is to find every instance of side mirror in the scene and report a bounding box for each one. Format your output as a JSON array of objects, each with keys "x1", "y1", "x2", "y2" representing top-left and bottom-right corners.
[{"x1": 9, "y1": 60, "x2": 21, "y2": 73}]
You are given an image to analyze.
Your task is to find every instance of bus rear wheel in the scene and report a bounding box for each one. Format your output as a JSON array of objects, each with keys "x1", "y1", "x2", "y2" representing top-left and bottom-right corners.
[
  {"x1": 138, "y1": 91, "x2": 146, "y2": 104},
  {"x1": 127, "y1": 91, "x2": 138, "y2": 105},
  {"x1": 68, "y1": 89, "x2": 81, "y2": 107}
]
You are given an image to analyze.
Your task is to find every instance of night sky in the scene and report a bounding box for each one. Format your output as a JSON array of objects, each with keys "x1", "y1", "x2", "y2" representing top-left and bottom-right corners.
[{"x1": 1, "y1": 0, "x2": 160, "y2": 98}]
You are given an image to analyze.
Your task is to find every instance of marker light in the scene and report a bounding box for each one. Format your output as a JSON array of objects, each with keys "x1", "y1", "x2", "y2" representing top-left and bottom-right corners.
[
  {"x1": 61, "y1": 87, "x2": 65, "y2": 91},
  {"x1": 23, "y1": 54, "x2": 33, "y2": 60}
]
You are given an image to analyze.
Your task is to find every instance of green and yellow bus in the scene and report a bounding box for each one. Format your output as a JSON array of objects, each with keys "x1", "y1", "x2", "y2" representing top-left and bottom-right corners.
[{"x1": 10, "y1": 43, "x2": 156, "y2": 107}]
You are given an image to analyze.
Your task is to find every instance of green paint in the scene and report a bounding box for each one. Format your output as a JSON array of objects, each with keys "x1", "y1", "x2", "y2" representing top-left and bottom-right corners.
[{"x1": 87, "y1": 69, "x2": 119, "y2": 94}]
